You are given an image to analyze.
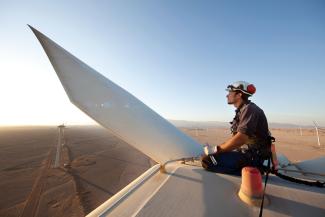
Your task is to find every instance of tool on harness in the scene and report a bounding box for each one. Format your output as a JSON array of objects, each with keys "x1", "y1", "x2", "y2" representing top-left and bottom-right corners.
[{"x1": 270, "y1": 143, "x2": 278, "y2": 170}]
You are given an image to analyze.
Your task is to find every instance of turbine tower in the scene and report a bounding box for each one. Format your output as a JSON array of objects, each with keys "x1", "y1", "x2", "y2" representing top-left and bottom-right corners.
[
  {"x1": 313, "y1": 121, "x2": 321, "y2": 148},
  {"x1": 54, "y1": 124, "x2": 66, "y2": 168}
]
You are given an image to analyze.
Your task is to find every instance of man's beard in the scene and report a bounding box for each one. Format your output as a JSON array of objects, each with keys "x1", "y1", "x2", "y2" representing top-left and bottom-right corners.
[{"x1": 227, "y1": 100, "x2": 234, "y2": 105}]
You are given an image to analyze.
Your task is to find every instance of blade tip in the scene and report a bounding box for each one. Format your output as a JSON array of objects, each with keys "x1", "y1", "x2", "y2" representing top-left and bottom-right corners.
[
  {"x1": 27, "y1": 24, "x2": 33, "y2": 29},
  {"x1": 27, "y1": 24, "x2": 40, "y2": 36}
]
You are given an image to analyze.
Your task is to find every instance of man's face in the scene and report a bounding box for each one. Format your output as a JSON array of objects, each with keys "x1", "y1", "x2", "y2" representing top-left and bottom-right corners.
[{"x1": 226, "y1": 91, "x2": 241, "y2": 105}]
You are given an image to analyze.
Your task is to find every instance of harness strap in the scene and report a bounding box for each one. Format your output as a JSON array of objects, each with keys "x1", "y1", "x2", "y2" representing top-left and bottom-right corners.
[{"x1": 259, "y1": 158, "x2": 270, "y2": 217}]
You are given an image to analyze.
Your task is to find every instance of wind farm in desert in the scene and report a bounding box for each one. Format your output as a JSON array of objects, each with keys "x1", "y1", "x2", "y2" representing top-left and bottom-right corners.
[{"x1": 0, "y1": 124, "x2": 324, "y2": 216}]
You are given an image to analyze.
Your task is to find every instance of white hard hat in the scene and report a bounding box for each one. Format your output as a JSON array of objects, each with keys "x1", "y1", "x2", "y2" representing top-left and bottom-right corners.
[{"x1": 226, "y1": 81, "x2": 256, "y2": 96}]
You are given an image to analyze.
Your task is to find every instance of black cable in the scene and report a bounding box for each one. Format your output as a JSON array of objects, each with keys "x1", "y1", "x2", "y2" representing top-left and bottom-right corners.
[{"x1": 274, "y1": 170, "x2": 325, "y2": 188}]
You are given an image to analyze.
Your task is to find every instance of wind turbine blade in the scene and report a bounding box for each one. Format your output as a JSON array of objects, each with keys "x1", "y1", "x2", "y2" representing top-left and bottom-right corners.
[{"x1": 29, "y1": 25, "x2": 203, "y2": 164}]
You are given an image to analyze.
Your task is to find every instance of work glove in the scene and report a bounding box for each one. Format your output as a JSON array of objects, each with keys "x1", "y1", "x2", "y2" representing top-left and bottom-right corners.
[
  {"x1": 203, "y1": 144, "x2": 217, "y2": 156},
  {"x1": 203, "y1": 144, "x2": 218, "y2": 165}
]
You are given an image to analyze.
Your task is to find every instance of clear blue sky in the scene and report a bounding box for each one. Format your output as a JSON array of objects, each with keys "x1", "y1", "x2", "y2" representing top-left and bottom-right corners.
[{"x1": 1, "y1": 0, "x2": 324, "y2": 126}]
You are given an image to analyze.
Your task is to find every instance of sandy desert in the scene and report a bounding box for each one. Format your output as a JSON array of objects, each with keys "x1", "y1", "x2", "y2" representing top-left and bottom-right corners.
[{"x1": 0, "y1": 125, "x2": 324, "y2": 217}]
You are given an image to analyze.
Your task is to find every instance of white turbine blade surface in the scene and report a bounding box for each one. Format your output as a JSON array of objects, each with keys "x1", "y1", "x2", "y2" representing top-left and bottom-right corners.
[{"x1": 29, "y1": 25, "x2": 203, "y2": 164}]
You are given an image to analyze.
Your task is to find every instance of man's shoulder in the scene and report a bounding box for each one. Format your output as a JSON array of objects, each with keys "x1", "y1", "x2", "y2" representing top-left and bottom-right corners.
[{"x1": 242, "y1": 102, "x2": 263, "y2": 114}]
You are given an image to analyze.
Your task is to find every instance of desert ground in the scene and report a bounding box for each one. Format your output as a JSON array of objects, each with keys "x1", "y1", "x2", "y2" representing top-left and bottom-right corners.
[{"x1": 0, "y1": 125, "x2": 324, "y2": 217}]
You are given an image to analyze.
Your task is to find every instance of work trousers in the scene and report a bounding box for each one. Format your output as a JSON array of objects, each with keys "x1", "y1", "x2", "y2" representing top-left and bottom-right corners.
[{"x1": 201, "y1": 151, "x2": 263, "y2": 176}]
